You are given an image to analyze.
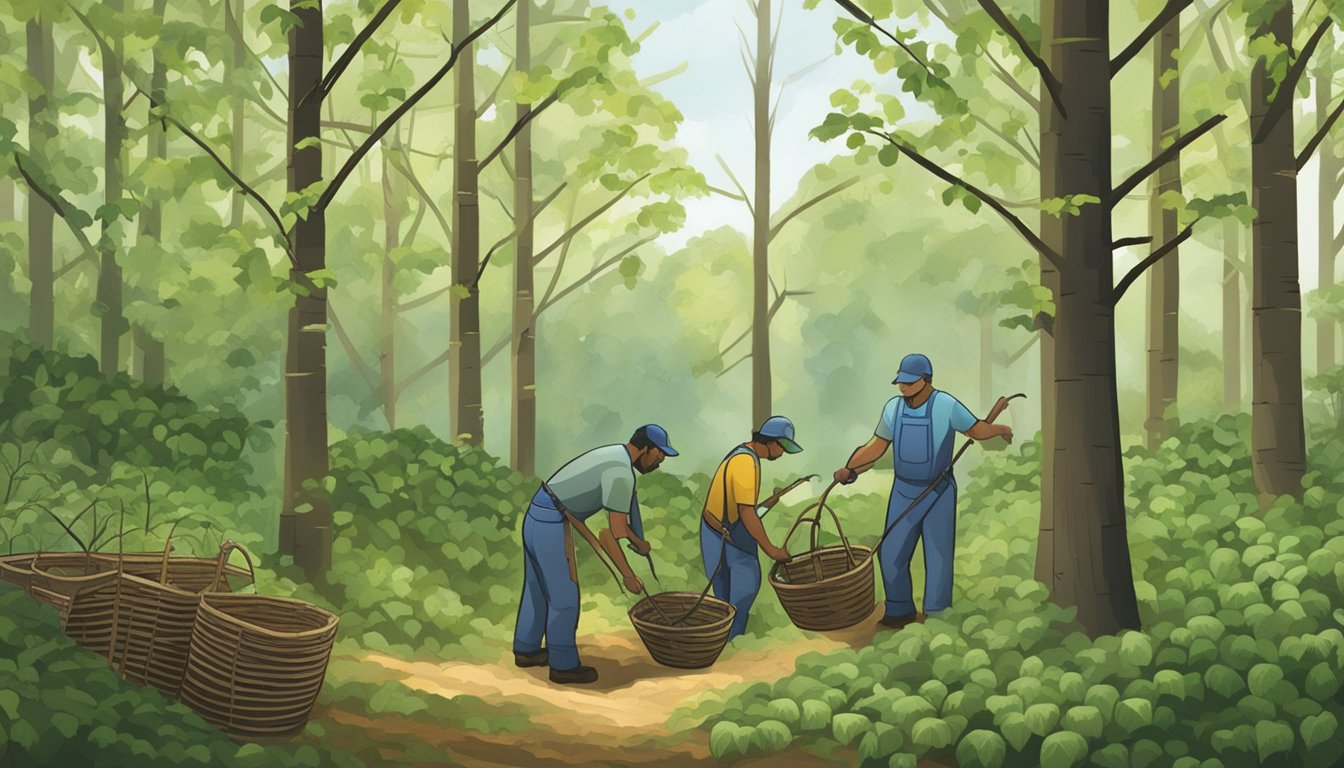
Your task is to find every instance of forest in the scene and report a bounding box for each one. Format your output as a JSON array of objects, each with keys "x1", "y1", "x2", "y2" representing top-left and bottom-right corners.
[{"x1": 1, "y1": 0, "x2": 1344, "y2": 765}]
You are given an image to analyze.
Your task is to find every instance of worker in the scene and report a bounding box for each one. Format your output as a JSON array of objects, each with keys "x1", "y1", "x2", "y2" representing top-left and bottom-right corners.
[
  {"x1": 701, "y1": 416, "x2": 801, "y2": 640},
  {"x1": 514, "y1": 424, "x2": 677, "y2": 684},
  {"x1": 834, "y1": 354, "x2": 1012, "y2": 629}
]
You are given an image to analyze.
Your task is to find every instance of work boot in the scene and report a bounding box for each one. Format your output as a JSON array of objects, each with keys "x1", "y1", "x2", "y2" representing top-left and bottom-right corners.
[
  {"x1": 877, "y1": 612, "x2": 926, "y2": 630},
  {"x1": 514, "y1": 649, "x2": 548, "y2": 668},
  {"x1": 549, "y1": 665, "x2": 599, "y2": 685}
]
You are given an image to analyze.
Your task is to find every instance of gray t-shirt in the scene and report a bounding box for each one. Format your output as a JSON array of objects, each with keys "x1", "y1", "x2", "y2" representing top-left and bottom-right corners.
[{"x1": 544, "y1": 444, "x2": 635, "y2": 521}]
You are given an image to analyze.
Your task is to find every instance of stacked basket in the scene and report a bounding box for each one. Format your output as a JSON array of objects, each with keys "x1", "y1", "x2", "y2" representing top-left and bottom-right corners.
[{"x1": 0, "y1": 540, "x2": 339, "y2": 741}]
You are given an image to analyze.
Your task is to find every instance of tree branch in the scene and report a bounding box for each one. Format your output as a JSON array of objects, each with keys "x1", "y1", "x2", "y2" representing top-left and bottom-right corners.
[
  {"x1": 1297, "y1": 96, "x2": 1344, "y2": 171},
  {"x1": 398, "y1": 285, "x2": 451, "y2": 312},
  {"x1": 478, "y1": 90, "x2": 558, "y2": 173},
  {"x1": 396, "y1": 345, "x2": 450, "y2": 399},
  {"x1": 322, "y1": 121, "x2": 450, "y2": 160},
  {"x1": 769, "y1": 178, "x2": 859, "y2": 242},
  {"x1": 536, "y1": 236, "x2": 656, "y2": 316},
  {"x1": 156, "y1": 113, "x2": 295, "y2": 263},
  {"x1": 387, "y1": 150, "x2": 451, "y2": 240},
  {"x1": 830, "y1": 0, "x2": 932, "y2": 75},
  {"x1": 477, "y1": 57, "x2": 515, "y2": 119},
  {"x1": 1334, "y1": 221, "x2": 1343, "y2": 254},
  {"x1": 869, "y1": 130, "x2": 1062, "y2": 269},
  {"x1": 716, "y1": 353, "x2": 752, "y2": 379},
  {"x1": 13, "y1": 156, "x2": 100, "y2": 276},
  {"x1": 1002, "y1": 330, "x2": 1040, "y2": 366},
  {"x1": 709, "y1": 185, "x2": 748, "y2": 202},
  {"x1": 1112, "y1": 222, "x2": 1195, "y2": 304},
  {"x1": 1253, "y1": 18, "x2": 1332, "y2": 145},
  {"x1": 1111, "y1": 0, "x2": 1193, "y2": 78},
  {"x1": 976, "y1": 0, "x2": 1065, "y2": 117},
  {"x1": 532, "y1": 174, "x2": 650, "y2": 266},
  {"x1": 329, "y1": 304, "x2": 378, "y2": 393},
  {"x1": 1112, "y1": 114, "x2": 1226, "y2": 207},
  {"x1": 1113, "y1": 236, "x2": 1154, "y2": 249},
  {"x1": 316, "y1": 0, "x2": 517, "y2": 214},
  {"x1": 321, "y1": 0, "x2": 403, "y2": 98},
  {"x1": 716, "y1": 155, "x2": 754, "y2": 218}
]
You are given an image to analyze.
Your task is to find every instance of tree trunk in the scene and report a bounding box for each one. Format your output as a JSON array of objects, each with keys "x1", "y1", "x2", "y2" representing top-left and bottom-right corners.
[
  {"x1": 1036, "y1": 0, "x2": 1139, "y2": 637},
  {"x1": 278, "y1": 0, "x2": 332, "y2": 580},
  {"x1": 1144, "y1": 18, "x2": 1180, "y2": 449},
  {"x1": 1316, "y1": 67, "x2": 1337, "y2": 374},
  {"x1": 135, "y1": 0, "x2": 169, "y2": 388},
  {"x1": 510, "y1": 0, "x2": 537, "y2": 475},
  {"x1": 979, "y1": 312, "x2": 993, "y2": 406},
  {"x1": 750, "y1": 0, "x2": 773, "y2": 429},
  {"x1": 26, "y1": 16, "x2": 55, "y2": 347},
  {"x1": 0, "y1": 178, "x2": 12, "y2": 220},
  {"x1": 1032, "y1": 53, "x2": 1059, "y2": 598},
  {"x1": 97, "y1": 4, "x2": 126, "y2": 378},
  {"x1": 1248, "y1": 1, "x2": 1306, "y2": 500},
  {"x1": 381, "y1": 152, "x2": 400, "y2": 429},
  {"x1": 228, "y1": 0, "x2": 247, "y2": 229},
  {"x1": 450, "y1": 0, "x2": 484, "y2": 445},
  {"x1": 1222, "y1": 218, "x2": 1241, "y2": 410}
]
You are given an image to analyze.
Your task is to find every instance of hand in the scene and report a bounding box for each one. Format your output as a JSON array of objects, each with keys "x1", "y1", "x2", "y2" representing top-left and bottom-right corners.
[
  {"x1": 999, "y1": 425, "x2": 1014, "y2": 444},
  {"x1": 767, "y1": 545, "x2": 791, "y2": 563},
  {"x1": 833, "y1": 467, "x2": 858, "y2": 485},
  {"x1": 760, "y1": 492, "x2": 781, "y2": 510},
  {"x1": 629, "y1": 538, "x2": 651, "y2": 556},
  {"x1": 623, "y1": 572, "x2": 645, "y2": 594}
]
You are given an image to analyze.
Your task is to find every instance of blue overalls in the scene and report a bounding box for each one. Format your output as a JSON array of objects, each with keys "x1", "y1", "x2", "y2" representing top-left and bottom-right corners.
[
  {"x1": 513, "y1": 485, "x2": 644, "y2": 671},
  {"x1": 699, "y1": 445, "x2": 761, "y2": 640},
  {"x1": 881, "y1": 393, "x2": 958, "y2": 618}
]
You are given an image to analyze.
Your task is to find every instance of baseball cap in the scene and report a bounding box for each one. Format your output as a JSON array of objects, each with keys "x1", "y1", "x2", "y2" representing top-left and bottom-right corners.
[
  {"x1": 635, "y1": 424, "x2": 678, "y2": 456},
  {"x1": 757, "y1": 415, "x2": 803, "y2": 453},
  {"x1": 892, "y1": 353, "x2": 933, "y2": 385}
]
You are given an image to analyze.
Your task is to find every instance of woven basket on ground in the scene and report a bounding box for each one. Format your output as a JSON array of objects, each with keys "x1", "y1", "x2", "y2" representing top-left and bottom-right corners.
[
  {"x1": 629, "y1": 592, "x2": 735, "y2": 669},
  {"x1": 180, "y1": 591, "x2": 339, "y2": 740},
  {"x1": 767, "y1": 489, "x2": 875, "y2": 632},
  {"x1": 108, "y1": 541, "x2": 257, "y2": 699},
  {"x1": 28, "y1": 553, "x2": 120, "y2": 657}
]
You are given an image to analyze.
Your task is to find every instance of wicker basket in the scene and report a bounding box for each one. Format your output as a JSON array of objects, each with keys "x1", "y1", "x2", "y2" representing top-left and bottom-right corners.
[
  {"x1": 109, "y1": 541, "x2": 257, "y2": 699},
  {"x1": 93, "y1": 551, "x2": 252, "y2": 593},
  {"x1": 767, "y1": 490, "x2": 876, "y2": 632},
  {"x1": 29, "y1": 553, "x2": 120, "y2": 657},
  {"x1": 629, "y1": 592, "x2": 735, "y2": 669},
  {"x1": 180, "y1": 592, "x2": 339, "y2": 739}
]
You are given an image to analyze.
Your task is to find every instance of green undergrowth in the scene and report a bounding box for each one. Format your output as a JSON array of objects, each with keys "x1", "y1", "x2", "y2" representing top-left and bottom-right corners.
[{"x1": 704, "y1": 416, "x2": 1344, "y2": 767}]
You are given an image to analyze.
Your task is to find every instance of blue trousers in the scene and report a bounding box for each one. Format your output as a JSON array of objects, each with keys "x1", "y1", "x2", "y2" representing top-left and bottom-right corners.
[
  {"x1": 700, "y1": 519, "x2": 760, "y2": 640},
  {"x1": 512, "y1": 489, "x2": 581, "y2": 671},
  {"x1": 879, "y1": 477, "x2": 957, "y2": 617}
]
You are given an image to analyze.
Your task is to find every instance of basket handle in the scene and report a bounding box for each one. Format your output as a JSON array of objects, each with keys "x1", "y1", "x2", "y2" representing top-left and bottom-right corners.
[{"x1": 208, "y1": 540, "x2": 258, "y2": 593}]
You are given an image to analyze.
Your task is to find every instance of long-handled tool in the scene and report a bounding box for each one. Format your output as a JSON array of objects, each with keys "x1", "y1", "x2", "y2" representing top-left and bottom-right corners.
[{"x1": 758, "y1": 474, "x2": 819, "y2": 520}]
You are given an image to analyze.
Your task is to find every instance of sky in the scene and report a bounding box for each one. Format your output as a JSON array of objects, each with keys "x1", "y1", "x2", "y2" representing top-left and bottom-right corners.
[{"x1": 601, "y1": 0, "x2": 1335, "y2": 289}]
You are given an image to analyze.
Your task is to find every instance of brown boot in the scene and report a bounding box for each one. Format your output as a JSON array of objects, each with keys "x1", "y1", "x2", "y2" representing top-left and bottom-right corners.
[
  {"x1": 514, "y1": 649, "x2": 548, "y2": 668},
  {"x1": 549, "y1": 665, "x2": 599, "y2": 685},
  {"x1": 877, "y1": 612, "x2": 926, "y2": 630}
]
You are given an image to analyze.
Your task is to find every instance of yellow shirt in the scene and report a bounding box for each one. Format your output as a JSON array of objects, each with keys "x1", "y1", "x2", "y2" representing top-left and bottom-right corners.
[{"x1": 703, "y1": 450, "x2": 761, "y2": 526}]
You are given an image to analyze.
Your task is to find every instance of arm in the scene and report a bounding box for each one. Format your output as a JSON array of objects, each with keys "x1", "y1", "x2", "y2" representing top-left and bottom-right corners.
[
  {"x1": 600, "y1": 515, "x2": 643, "y2": 592},
  {"x1": 834, "y1": 435, "x2": 892, "y2": 484},
  {"x1": 966, "y1": 420, "x2": 1013, "y2": 442},
  {"x1": 738, "y1": 503, "x2": 789, "y2": 561}
]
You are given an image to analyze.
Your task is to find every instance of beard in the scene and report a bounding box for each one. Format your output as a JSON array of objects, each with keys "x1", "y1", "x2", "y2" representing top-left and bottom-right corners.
[{"x1": 635, "y1": 455, "x2": 661, "y2": 474}]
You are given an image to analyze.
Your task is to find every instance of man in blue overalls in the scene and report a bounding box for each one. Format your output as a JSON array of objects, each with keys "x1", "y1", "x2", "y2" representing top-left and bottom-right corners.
[
  {"x1": 833, "y1": 354, "x2": 1012, "y2": 629},
  {"x1": 700, "y1": 416, "x2": 801, "y2": 640},
  {"x1": 513, "y1": 424, "x2": 677, "y2": 685}
]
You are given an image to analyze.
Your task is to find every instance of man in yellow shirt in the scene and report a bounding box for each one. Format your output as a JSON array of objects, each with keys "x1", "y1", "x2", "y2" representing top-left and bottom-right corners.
[{"x1": 700, "y1": 416, "x2": 802, "y2": 640}]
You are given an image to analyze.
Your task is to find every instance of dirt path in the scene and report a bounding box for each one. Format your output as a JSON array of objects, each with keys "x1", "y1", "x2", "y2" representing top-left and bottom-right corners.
[{"x1": 329, "y1": 614, "x2": 887, "y2": 767}]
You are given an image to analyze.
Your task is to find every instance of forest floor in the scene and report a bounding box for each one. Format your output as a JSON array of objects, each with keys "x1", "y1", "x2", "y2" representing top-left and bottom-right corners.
[{"x1": 317, "y1": 612, "x2": 920, "y2": 767}]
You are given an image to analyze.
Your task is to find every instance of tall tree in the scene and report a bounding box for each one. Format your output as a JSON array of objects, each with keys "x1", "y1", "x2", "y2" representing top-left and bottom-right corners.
[
  {"x1": 449, "y1": 0, "x2": 485, "y2": 446},
  {"x1": 227, "y1": 0, "x2": 248, "y2": 229},
  {"x1": 711, "y1": 0, "x2": 856, "y2": 427},
  {"x1": 26, "y1": 13, "x2": 55, "y2": 347},
  {"x1": 1145, "y1": 13, "x2": 1181, "y2": 448},
  {"x1": 817, "y1": 0, "x2": 1228, "y2": 635},
  {"x1": 1243, "y1": 3, "x2": 1339, "y2": 499},
  {"x1": 133, "y1": 0, "x2": 170, "y2": 386},
  {"x1": 511, "y1": 0, "x2": 537, "y2": 474},
  {"x1": 1311, "y1": 45, "x2": 1344, "y2": 373}
]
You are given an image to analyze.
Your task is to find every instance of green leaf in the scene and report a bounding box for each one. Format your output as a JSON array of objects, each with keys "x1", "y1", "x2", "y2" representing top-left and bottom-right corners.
[
  {"x1": 800, "y1": 699, "x2": 831, "y2": 731},
  {"x1": 833, "y1": 713, "x2": 872, "y2": 746},
  {"x1": 1119, "y1": 632, "x2": 1153, "y2": 666},
  {"x1": 294, "y1": 136, "x2": 322, "y2": 152},
  {"x1": 1039, "y1": 731, "x2": 1088, "y2": 768},
  {"x1": 1061, "y1": 705, "x2": 1102, "y2": 739},
  {"x1": 911, "y1": 717, "x2": 953, "y2": 750},
  {"x1": 752, "y1": 719, "x2": 793, "y2": 752},
  {"x1": 259, "y1": 4, "x2": 303, "y2": 32},
  {"x1": 1247, "y1": 663, "x2": 1283, "y2": 698},
  {"x1": 956, "y1": 730, "x2": 1007, "y2": 768},
  {"x1": 1114, "y1": 698, "x2": 1153, "y2": 733},
  {"x1": 1301, "y1": 711, "x2": 1337, "y2": 751},
  {"x1": 1024, "y1": 703, "x2": 1060, "y2": 736},
  {"x1": 1254, "y1": 720, "x2": 1294, "y2": 762}
]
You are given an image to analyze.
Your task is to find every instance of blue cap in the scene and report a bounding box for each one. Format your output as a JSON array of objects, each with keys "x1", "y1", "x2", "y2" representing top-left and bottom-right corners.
[
  {"x1": 757, "y1": 415, "x2": 803, "y2": 453},
  {"x1": 892, "y1": 353, "x2": 933, "y2": 385},
  {"x1": 636, "y1": 424, "x2": 678, "y2": 456}
]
